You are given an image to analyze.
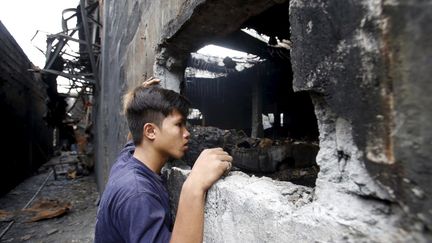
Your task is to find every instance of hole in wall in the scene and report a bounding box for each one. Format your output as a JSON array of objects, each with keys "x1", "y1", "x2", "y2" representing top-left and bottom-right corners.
[{"x1": 172, "y1": 1, "x2": 320, "y2": 187}]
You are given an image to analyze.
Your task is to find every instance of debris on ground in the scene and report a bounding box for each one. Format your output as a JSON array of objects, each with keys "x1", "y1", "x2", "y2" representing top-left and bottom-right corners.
[
  {"x1": 22, "y1": 198, "x2": 72, "y2": 222},
  {"x1": 0, "y1": 154, "x2": 98, "y2": 243},
  {"x1": 0, "y1": 211, "x2": 13, "y2": 223}
]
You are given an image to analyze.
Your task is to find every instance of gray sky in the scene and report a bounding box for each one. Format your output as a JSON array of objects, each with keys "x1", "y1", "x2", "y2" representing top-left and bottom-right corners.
[{"x1": 0, "y1": 0, "x2": 79, "y2": 67}]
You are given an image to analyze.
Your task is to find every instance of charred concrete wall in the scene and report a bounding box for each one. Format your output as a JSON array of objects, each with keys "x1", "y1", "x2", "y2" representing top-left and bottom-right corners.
[
  {"x1": 0, "y1": 21, "x2": 53, "y2": 195},
  {"x1": 290, "y1": 0, "x2": 432, "y2": 233},
  {"x1": 95, "y1": 0, "x2": 193, "y2": 190},
  {"x1": 97, "y1": 0, "x2": 431, "y2": 241}
]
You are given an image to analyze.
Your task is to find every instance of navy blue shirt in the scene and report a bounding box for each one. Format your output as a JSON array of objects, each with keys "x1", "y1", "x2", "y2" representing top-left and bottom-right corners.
[{"x1": 95, "y1": 142, "x2": 172, "y2": 243}]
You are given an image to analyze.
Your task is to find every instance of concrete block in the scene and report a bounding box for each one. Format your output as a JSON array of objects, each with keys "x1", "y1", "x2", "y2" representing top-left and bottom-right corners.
[{"x1": 166, "y1": 167, "x2": 423, "y2": 242}]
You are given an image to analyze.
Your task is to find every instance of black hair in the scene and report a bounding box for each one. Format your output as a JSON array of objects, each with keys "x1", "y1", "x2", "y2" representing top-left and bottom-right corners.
[{"x1": 123, "y1": 86, "x2": 190, "y2": 145}]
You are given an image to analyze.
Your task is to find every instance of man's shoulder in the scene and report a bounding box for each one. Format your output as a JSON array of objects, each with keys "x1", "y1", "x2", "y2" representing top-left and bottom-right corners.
[
  {"x1": 99, "y1": 174, "x2": 160, "y2": 221},
  {"x1": 104, "y1": 161, "x2": 162, "y2": 202},
  {"x1": 108, "y1": 142, "x2": 135, "y2": 175},
  {"x1": 106, "y1": 164, "x2": 152, "y2": 196}
]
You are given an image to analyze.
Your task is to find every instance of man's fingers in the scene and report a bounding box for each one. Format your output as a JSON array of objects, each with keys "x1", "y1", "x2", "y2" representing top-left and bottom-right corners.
[
  {"x1": 207, "y1": 148, "x2": 231, "y2": 156},
  {"x1": 208, "y1": 147, "x2": 223, "y2": 152},
  {"x1": 144, "y1": 76, "x2": 158, "y2": 83},
  {"x1": 222, "y1": 161, "x2": 232, "y2": 175},
  {"x1": 142, "y1": 79, "x2": 160, "y2": 87},
  {"x1": 217, "y1": 154, "x2": 232, "y2": 162},
  {"x1": 141, "y1": 77, "x2": 161, "y2": 87},
  {"x1": 214, "y1": 150, "x2": 229, "y2": 156}
]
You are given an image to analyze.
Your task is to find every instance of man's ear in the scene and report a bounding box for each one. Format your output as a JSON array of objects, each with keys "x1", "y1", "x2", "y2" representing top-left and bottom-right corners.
[{"x1": 143, "y1": 123, "x2": 157, "y2": 140}]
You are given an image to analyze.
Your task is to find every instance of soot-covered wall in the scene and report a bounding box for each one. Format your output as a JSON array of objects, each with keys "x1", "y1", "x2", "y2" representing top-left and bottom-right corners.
[
  {"x1": 290, "y1": 0, "x2": 432, "y2": 231},
  {"x1": 0, "y1": 22, "x2": 53, "y2": 195}
]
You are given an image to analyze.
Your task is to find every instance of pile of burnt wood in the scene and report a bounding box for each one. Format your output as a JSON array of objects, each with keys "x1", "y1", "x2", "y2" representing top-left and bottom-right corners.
[{"x1": 183, "y1": 126, "x2": 319, "y2": 174}]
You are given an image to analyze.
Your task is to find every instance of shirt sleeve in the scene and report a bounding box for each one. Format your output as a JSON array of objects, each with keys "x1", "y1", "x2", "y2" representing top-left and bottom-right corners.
[{"x1": 114, "y1": 193, "x2": 172, "y2": 243}]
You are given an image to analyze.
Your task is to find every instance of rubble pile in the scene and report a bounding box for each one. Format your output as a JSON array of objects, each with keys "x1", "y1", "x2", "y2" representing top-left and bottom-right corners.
[{"x1": 183, "y1": 125, "x2": 319, "y2": 186}]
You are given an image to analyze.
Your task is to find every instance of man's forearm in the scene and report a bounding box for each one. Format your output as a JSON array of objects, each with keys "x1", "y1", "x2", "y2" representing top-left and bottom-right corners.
[
  {"x1": 170, "y1": 148, "x2": 232, "y2": 242},
  {"x1": 170, "y1": 179, "x2": 206, "y2": 243}
]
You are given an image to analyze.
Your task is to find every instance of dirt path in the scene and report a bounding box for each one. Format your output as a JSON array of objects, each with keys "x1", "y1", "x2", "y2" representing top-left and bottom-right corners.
[{"x1": 0, "y1": 167, "x2": 99, "y2": 243}]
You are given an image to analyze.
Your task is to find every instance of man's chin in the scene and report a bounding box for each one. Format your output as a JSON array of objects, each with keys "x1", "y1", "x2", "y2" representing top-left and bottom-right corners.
[{"x1": 171, "y1": 153, "x2": 184, "y2": 160}]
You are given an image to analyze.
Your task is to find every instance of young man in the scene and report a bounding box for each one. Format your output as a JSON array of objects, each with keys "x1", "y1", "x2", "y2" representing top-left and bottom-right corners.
[{"x1": 94, "y1": 78, "x2": 233, "y2": 243}]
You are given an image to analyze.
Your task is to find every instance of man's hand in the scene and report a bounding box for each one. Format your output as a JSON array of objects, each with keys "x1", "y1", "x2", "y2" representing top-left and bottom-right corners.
[
  {"x1": 141, "y1": 76, "x2": 160, "y2": 87},
  {"x1": 188, "y1": 148, "x2": 233, "y2": 192}
]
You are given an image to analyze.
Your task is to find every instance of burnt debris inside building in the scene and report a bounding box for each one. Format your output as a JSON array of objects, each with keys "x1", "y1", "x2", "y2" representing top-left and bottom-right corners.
[{"x1": 181, "y1": 2, "x2": 320, "y2": 187}]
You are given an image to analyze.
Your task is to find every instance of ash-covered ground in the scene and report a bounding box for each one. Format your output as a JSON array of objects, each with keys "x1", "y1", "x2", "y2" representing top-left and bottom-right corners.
[{"x1": 0, "y1": 160, "x2": 99, "y2": 243}]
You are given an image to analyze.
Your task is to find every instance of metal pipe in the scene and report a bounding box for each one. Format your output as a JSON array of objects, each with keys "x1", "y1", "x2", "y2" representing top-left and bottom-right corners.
[{"x1": 80, "y1": 0, "x2": 99, "y2": 83}]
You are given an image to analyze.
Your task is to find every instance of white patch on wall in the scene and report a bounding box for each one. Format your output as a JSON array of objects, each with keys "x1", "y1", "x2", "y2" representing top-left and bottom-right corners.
[{"x1": 306, "y1": 20, "x2": 313, "y2": 34}]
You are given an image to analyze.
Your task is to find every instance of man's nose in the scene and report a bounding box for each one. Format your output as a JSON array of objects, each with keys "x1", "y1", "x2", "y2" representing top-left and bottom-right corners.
[{"x1": 184, "y1": 128, "x2": 190, "y2": 139}]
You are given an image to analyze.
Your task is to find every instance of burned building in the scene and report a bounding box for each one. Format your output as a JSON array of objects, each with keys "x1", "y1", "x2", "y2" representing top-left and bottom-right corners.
[
  {"x1": 95, "y1": 0, "x2": 432, "y2": 241},
  {"x1": 0, "y1": 22, "x2": 54, "y2": 195},
  {"x1": 182, "y1": 49, "x2": 320, "y2": 186}
]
